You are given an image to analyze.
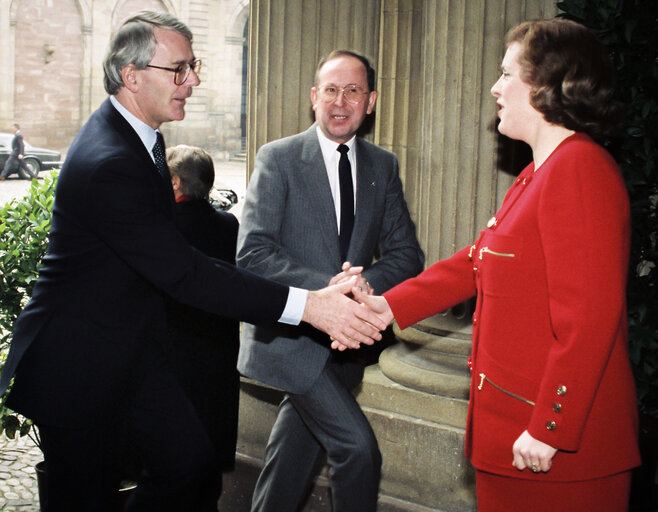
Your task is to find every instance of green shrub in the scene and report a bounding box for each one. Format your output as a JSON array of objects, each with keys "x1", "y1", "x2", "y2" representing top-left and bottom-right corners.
[{"x1": 0, "y1": 172, "x2": 58, "y2": 439}]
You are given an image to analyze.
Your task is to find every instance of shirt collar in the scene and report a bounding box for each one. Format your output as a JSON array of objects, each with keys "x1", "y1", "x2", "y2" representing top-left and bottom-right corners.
[
  {"x1": 315, "y1": 125, "x2": 356, "y2": 162},
  {"x1": 109, "y1": 95, "x2": 159, "y2": 161}
]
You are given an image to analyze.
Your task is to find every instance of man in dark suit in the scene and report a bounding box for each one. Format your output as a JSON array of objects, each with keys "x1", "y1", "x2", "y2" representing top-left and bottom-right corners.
[
  {"x1": 237, "y1": 50, "x2": 424, "y2": 512},
  {"x1": 166, "y1": 144, "x2": 242, "y2": 506},
  {"x1": 0, "y1": 14, "x2": 385, "y2": 512},
  {"x1": 0, "y1": 123, "x2": 36, "y2": 180}
]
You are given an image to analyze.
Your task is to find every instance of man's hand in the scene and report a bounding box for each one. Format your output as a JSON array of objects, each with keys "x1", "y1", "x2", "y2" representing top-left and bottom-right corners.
[
  {"x1": 329, "y1": 288, "x2": 396, "y2": 350},
  {"x1": 512, "y1": 430, "x2": 558, "y2": 473},
  {"x1": 328, "y1": 262, "x2": 373, "y2": 295},
  {"x1": 302, "y1": 277, "x2": 386, "y2": 350}
]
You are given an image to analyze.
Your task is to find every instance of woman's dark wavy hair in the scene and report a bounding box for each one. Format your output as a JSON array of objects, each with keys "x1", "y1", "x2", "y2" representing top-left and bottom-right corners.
[{"x1": 507, "y1": 19, "x2": 623, "y2": 138}]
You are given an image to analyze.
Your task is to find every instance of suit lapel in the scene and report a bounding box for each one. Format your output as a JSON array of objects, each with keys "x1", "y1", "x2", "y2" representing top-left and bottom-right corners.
[
  {"x1": 101, "y1": 99, "x2": 176, "y2": 212},
  {"x1": 350, "y1": 139, "x2": 378, "y2": 259},
  {"x1": 299, "y1": 126, "x2": 342, "y2": 262},
  {"x1": 295, "y1": 128, "x2": 381, "y2": 263}
]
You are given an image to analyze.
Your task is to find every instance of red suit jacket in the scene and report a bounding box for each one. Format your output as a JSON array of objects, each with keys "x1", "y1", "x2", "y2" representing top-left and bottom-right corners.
[{"x1": 385, "y1": 133, "x2": 640, "y2": 481}]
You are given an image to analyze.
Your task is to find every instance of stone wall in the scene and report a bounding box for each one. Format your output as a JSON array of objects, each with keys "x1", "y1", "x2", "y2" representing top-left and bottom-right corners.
[{"x1": 0, "y1": 0, "x2": 249, "y2": 160}]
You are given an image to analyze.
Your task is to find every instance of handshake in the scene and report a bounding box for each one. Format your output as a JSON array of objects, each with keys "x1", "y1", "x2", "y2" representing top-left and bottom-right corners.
[{"x1": 301, "y1": 263, "x2": 395, "y2": 351}]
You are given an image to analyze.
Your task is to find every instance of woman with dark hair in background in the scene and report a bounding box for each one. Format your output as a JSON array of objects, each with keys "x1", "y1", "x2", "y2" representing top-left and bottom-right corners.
[
  {"x1": 356, "y1": 19, "x2": 640, "y2": 511},
  {"x1": 166, "y1": 145, "x2": 240, "y2": 508}
]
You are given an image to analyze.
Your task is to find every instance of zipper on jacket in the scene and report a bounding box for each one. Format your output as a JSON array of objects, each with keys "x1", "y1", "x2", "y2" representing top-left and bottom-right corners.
[
  {"x1": 478, "y1": 373, "x2": 535, "y2": 406},
  {"x1": 479, "y1": 247, "x2": 515, "y2": 259}
]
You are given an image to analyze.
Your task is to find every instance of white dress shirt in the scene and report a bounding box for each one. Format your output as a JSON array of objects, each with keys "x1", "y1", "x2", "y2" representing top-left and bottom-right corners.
[{"x1": 315, "y1": 125, "x2": 357, "y2": 234}]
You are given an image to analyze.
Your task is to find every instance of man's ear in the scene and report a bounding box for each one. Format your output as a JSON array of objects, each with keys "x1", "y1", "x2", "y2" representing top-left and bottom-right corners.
[
  {"x1": 310, "y1": 87, "x2": 319, "y2": 112},
  {"x1": 366, "y1": 90, "x2": 378, "y2": 115},
  {"x1": 171, "y1": 174, "x2": 181, "y2": 191},
  {"x1": 121, "y1": 64, "x2": 139, "y2": 93}
]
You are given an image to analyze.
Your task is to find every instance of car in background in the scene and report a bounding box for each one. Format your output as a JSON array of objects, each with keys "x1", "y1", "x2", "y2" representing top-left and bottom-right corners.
[
  {"x1": 0, "y1": 133, "x2": 62, "y2": 176},
  {"x1": 209, "y1": 187, "x2": 238, "y2": 211}
]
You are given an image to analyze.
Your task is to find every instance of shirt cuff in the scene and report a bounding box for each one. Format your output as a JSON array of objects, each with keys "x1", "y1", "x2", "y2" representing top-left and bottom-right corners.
[{"x1": 278, "y1": 287, "x2": 308, "y2": 325}]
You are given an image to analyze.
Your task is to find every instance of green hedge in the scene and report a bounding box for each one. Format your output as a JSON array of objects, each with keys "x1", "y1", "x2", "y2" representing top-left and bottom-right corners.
[{"x1": 0, "y1": 172, "x2": 58, "y2": 439}]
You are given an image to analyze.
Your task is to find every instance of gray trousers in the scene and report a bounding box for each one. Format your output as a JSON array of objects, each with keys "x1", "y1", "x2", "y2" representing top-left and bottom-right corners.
[{"x1": 251, "y1": 358, "x2": 381, "y2": 512}]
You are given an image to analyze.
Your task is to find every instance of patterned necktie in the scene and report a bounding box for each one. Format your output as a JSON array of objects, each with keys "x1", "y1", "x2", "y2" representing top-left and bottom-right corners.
[
  {"x1": 152, "y1": 132, "x2": 170, "y2": 180},
  {"x1": 337, "y1": 144, "x2": 354, "y2": 262}
]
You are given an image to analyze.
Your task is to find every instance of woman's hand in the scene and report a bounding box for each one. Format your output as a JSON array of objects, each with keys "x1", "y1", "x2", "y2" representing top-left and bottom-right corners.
[{"x1": 512, "y1": 430, "x2": 558, "y2": 473}]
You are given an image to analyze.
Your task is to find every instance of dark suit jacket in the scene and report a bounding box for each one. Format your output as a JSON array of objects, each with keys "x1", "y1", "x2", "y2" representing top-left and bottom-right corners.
[
  {"x1": 11, "y1": 131, "x2": 25, "y2": 157},
  {"x1": 237, "y1": 125, "x2": 424, "y2": 394},
  {"x1": 167, "y1": 199, "x2": 240, "y2": 470},
  {"x1": 0, "y1": 98, "x2": 288, "y2": 428}
]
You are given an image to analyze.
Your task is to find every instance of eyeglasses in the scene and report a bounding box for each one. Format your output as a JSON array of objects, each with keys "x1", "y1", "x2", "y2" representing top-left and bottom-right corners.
[
  {"x1": 316, "y1": 83, "x2": 369, "y2": 104},
  {"x1": 146, "y1": 59, "x2": 202, "y2": 85}
]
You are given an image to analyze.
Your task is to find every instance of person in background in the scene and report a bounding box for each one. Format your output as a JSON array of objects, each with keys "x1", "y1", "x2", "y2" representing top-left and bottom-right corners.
[
  {"x1": 166, "y1": 144, "x2": 240, "y2": 509},
  {"x1": 0, "y1": 12, "x2": 385, "y2": 512},
  {"x1": 355, "y1": 19, "x2": 640, "y2": 512},
  {"x1": 237, "y1": 50, "x2": 424, "y2": 512},
  {"x1": 0, "y1": 123, "x2": 36, "y2": 180}
]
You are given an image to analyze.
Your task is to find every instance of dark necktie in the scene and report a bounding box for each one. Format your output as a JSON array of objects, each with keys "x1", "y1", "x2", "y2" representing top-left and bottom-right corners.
[
  {"x1": 152, "y1": 132, "x2": 170, "y2": 181},
  {"x1": 337, "y1": 144, "x2": 354, "y2": 261}
]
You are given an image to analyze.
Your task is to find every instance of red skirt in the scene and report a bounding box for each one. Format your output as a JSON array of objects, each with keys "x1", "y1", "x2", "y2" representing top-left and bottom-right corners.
[{"x1": 476, "y1": 469, "x2": 632, "y2": 512}]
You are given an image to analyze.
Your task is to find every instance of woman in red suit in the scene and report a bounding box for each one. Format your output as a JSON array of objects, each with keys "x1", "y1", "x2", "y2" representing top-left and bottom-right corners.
[{"x1": 354, "y1": 19, "x2": 641, "y2": 511}]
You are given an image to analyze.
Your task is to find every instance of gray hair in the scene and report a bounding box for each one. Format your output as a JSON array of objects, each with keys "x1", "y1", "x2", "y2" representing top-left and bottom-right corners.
[
  {"x1": 103, "y1": 11, "x2": 193, "y2": 95},
  {"x1": 166, "y1": 145, "x2": 215, "y2": 200}
]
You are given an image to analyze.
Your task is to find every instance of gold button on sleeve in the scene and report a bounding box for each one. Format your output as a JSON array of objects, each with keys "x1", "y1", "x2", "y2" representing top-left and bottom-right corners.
[
  {"x1": 556, "y1": 385, "x2": 567, "y2": 396},
  {"x1": 546, "y1": 421, "x2": 556, "y2": 430}
]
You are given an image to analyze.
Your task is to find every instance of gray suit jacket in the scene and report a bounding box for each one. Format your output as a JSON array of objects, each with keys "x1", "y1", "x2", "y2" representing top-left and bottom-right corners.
[{"x1": 237, "y1": 125, "x2": 424, "y2": 394}]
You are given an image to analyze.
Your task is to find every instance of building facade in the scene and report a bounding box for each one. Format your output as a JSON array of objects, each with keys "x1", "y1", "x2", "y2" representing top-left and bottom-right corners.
[{"x1": 0, "y1": 0, "x2": 249, "y2": 159}]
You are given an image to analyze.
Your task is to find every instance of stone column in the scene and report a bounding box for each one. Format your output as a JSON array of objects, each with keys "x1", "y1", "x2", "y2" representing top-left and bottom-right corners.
[
  {"x1": 375, "y1": 0, "x2": 558, "y2": 406},
  {"x1": 246, "y1": 0, "x2": 381, "y2": 179}
]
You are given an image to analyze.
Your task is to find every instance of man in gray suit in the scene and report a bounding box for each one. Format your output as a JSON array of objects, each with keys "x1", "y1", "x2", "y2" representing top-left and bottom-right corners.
[{"x1": 237, "y1": 50, "x2": 424, "y2": 512}]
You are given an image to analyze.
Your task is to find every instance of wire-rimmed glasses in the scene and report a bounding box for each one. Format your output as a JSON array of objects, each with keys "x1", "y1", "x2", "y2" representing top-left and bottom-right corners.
[{"x1": 146, "y1": 59, "x2": 202, "y2": 85}]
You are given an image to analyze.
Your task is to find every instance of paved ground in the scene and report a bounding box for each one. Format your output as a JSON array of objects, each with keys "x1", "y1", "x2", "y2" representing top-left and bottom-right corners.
[
  {"x1": 0, "y1": 434, "x2": 42, "y2": 511},
  {"x1": 0, "y1": 160, "x2": 247, "y2": 511}
]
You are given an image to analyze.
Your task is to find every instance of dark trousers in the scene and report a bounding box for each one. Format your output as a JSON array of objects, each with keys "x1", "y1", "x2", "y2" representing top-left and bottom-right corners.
[
  {"x1": 251, "y1": 357, "x2": 382, "y2": 512},
  {"x1": 37, "y1": 348, "x2": 221, "y2": 512},
  {"x1": 1, "y1": 156, "x2": 35, "y2": 179}
]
